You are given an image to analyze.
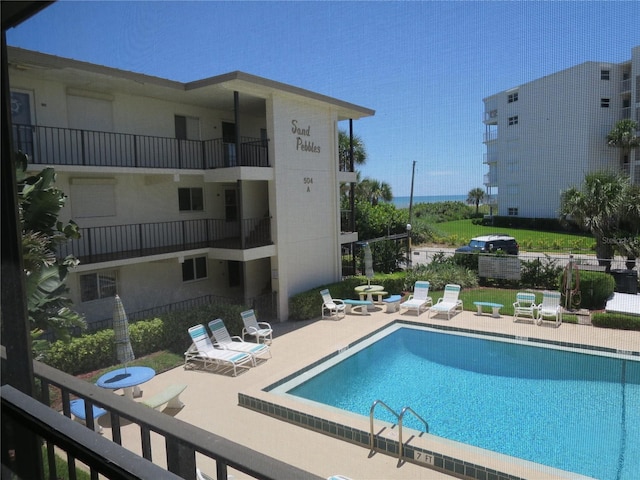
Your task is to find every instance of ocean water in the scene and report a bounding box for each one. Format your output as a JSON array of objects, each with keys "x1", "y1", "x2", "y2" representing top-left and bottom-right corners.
[{"x1": 392, "y1": 194, "x2": 466, "y2": 208}]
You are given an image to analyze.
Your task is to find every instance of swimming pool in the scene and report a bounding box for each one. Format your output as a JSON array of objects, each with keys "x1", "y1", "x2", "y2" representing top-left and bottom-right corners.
[{"x1": 271, "y1": 324, "x2": 639, "y2": 480}]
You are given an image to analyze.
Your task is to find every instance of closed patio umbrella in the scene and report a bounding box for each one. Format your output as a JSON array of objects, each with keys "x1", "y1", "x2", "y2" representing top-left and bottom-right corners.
[
  {"x1": 364, "y1": 242, "x2": 374, "y2": 287},
  {"x1": 113, "y1": 294, "x2": 135, "y2": 371}
]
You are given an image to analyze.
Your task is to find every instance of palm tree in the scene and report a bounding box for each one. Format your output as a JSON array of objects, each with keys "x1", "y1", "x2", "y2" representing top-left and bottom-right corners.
[
  {"x1": 607, "y1": 119, "x2": 640, "y2": 172},
  {"x1": 356, "y1": 177, "x2": 393, "y2": 206},
  {"x1": 559, "y1": 170, "x2": 632, "y2": 270},
  {"x1": 466, "y1": 187, "x2": 485, "y2": 215},
  {"x1": 338, "y1": 129, "x2": 367, "y2": 171}
]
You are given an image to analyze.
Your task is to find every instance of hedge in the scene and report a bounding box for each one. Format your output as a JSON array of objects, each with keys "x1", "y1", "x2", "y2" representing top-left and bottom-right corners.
[
  {"x1": 43, "y1": 303, "x2": 250, "y2": 375},
  {"x1": 561, "y1": 270, "x2": 615, "y2": 310},
  {"x1": 591, "y1": 312, "x2": 640, "y2": 331}
]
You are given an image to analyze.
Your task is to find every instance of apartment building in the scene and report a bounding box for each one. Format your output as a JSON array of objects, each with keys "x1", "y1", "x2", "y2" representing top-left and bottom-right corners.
[
  {"x1": 8, "y1": 47, "x2": 374, "y2": 325},
  {"x1": 483, "y1": 45, "x2": 640, "y2": 219}
]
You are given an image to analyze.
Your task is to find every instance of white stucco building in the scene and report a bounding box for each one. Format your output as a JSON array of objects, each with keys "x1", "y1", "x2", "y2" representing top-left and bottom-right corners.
[
  {"x1": 8, "y1": 47, "x2": 374, "y2": 325},
  {"x1": 483, "y1": 45, "x2": 640, "y2": 219}
]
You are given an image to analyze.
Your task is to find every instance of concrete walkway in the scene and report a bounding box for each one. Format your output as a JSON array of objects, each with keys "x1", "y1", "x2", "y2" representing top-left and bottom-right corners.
[{"x1": 106, "y1": 307, "x2": 640, "y2": 480}]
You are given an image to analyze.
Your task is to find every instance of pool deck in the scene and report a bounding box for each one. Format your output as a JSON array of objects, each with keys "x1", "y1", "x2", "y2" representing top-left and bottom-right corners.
[{"x1": 107, "y1": 306, "x2": 639, "y2": 480}]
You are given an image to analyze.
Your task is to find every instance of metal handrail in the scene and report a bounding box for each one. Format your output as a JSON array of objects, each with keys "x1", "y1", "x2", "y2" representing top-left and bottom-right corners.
[
  {"x1": 398, "y1": 406, "x2": 429, "y2": 458},
  {"x1": 369, "y1": 399, "x2": 399, "y2": 452},
  {"x1": 370, "y1": 400, "x2": 429, "y2": 460}
]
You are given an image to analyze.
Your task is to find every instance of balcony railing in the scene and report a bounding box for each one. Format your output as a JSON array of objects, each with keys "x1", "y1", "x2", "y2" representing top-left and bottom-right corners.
[
  {"x1": 57, "y1": 218, "x2": 272, "y2": 265},
  {"x1": 483, "y1": 173, "x2": 497, "y2": 186},
  {"x1": 1, "y1": 355, "x2": 321, "y2": 480},
  {"x1": 483, "y1": 130, "x2": 498, "y2": 143},
  {"x1": 620, "y1": 78, "x2": 631, "y2": 93},
  {"x1": 12, "y1": 124, "x2": 270, "y2": 169},
  {"x1": 484, "y1": 109, "x2": 498, "y2": 122}
]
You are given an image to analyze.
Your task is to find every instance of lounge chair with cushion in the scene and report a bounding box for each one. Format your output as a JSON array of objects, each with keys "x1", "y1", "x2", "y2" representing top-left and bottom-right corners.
[
  {"x1": 320, "y1": 289, "x2": 346, "y2": 319},
  {"x1": 429, "y1": 284, "x2": 463, "y2": 320},
  {"x1": 184, "y1": 324, "x2": 253, "y2": 376},
  {"x1": 513, "y1": 292, "x2": 538, "y2": 323},
  {"x1": 536, "y1": 291, "x2": 562, "y2": 327},
  {"x1": 208, "y1": 318, "x2": 271, "y2": 364},
  {"x1": 241, "y1": 309, "x2": 273, "y2": 344},
  {"x1": 400, "y1": 281, "x2": 433, "y2": 316}
]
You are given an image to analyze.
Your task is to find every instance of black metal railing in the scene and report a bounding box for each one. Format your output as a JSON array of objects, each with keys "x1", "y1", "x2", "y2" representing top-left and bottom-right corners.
[
  {"x1": 56, "y1": 218, "x2": 272, "y2": 265},
  {"x1": 340, "y1": 209, "x2": 355, "y2": 233},
  {"x1": 12, "y1": 124, "x2": 269, "y2": 169},
  {"x1": 1, "y1": 356, "x2": 321, "y2": 480}
]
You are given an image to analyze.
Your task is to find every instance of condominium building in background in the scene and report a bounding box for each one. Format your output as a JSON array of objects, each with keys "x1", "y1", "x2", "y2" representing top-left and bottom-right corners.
[
  {"x1": 8, "y1": 47, "x2": 373, "y2": 326},
  {"x1": 483, "y1": 45, "x2": 640, "y2": 219}
]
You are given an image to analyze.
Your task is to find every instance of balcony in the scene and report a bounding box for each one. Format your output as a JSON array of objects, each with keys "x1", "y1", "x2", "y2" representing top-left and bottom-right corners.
[
  {"x1": 12, "y1": 124, "x2": 270, "y2": 169},
  {"x1": 483, "y1": 172, "x2": 497, "y2": 187},
  {"x1": 483, "y1": 152, "x2": 497, "y2": 164},
  {"x1": 620, "y1": 78, "x2": 631, "y2": 93},
  {"x1": 483, "y1": 109, "x2": 498, "y2": 123},
  {"x1": 1, "y1": 353, "x2": 321, "y2": 480},
  {"x1": 483, "y1": 130, "x2": 498, "y2": 143},
  {"x1": 57, "y1": 217, "x2": 272, "y2": 265}
]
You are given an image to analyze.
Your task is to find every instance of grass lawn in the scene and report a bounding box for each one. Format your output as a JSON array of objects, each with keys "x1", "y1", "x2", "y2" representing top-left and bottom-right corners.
[
  {"x1": 429, "y1": 287, "x2": 577, "y2": 322},
  {"x1": 431, "y1": 219, "x2": 595, "y2": 253}
]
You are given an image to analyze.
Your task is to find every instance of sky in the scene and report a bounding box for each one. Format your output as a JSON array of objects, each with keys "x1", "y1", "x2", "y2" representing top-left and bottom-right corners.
[{"x1": 6, "y1": 1, "x2": 640, "y2": 197}]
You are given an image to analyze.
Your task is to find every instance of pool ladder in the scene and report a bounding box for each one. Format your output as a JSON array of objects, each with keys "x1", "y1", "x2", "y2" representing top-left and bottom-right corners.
[{"x1": 369, "y1": 400, "x2": 429, "y2": 460}]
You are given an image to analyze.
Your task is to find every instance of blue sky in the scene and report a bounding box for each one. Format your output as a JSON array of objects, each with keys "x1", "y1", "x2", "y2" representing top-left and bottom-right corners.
[{"x1": 7, "y1": 1, "x2": 640, "y2": 196}]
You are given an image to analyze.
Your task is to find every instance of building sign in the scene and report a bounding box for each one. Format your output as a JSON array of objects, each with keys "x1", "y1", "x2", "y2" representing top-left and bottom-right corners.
[
  {"x1": 478, "y1": 255, "x2": 521, "y2": 280},
  {"x1": 291, "y1": 119, "x2": 321, "y2": 153}
]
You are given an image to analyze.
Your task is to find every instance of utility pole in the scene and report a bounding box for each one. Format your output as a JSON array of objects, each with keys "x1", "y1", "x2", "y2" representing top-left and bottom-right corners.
[{"x1": 407, "y1": 161, "x2": 416, "y2": 268}]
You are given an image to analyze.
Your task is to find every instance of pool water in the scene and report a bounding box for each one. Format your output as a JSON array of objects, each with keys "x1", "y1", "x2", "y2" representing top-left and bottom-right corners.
[{"x1": 285, "y1": 326, "x2": 640, "y2": 480}]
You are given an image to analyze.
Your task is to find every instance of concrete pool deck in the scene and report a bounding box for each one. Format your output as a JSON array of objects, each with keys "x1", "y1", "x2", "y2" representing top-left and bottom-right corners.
[{"x1": 109, "y1": 307, "x2": 640, "y2": 480}]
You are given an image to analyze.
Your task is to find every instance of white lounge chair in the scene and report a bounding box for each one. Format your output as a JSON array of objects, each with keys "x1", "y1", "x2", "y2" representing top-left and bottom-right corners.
[
  {"x1": 429, "y1": 284, "x2": 463, "y2": 320},
  {"x1": 241, "y1": 309, "x2": 273, "y2": 344},
  {"x1": 537, "y1": 291, "x2": 562, "y2": 327},
  {"x1": 513, "y1": 292, "x2": 538, "y2": 323},
  {"x1": 184, "y1": 324, "x2": 253, "y2": 376},
  {"x1": 320, "y1": 289, "x2": 346, "y2": 319},
  {"x1": 208, "y1": 318, "x2": 271, "y2": 364},
  {"x1": 400, "y1": 281, "x2": 433, "y2": 316}
]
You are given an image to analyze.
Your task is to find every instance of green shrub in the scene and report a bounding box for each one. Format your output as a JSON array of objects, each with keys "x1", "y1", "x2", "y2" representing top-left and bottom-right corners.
[
  {"x1": 43, "y1": 302, "x2": 251, "y2": 375},
  {"x1": 289, "y1": 273, "x2": 408, "y2": 321},
  {"x1": 561, "y1": 270, "x2": 615, "y2": 310},
  {"x1": 591, "y1": 312, "x2": 640, "y2": 330},
  {"x1": 520, "y1": 255, "x2": 562, "y2": 289},
  {"x1": 160, "y1": 303, "x2": 248, "y2": 355}
]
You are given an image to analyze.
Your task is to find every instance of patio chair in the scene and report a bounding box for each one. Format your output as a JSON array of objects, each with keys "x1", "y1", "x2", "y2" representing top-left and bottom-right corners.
[
  {"x1": 536, "y1": 291, "x2": 562, "y2": 327},
  {"x1": 429, "y1": 284, "x2": 463, "y2": 320},
  {"x1": 241, "y1": 309, "x2": 273, "y2": 344},
  {"x1": 184, "y1": 324, "x2": 253, "y2": 376},
  {"x1": 513, "y1": 292, "x2": 538, "y2": 323},
  {"x1": 208, "y1": 318, "x2": 271, "y2": 364},
  {"x1": 400, "y1": 281, "x2": 433, "y2": 316},
  {"x1": 320, "y1": 289, "x2": 346, "y2": 320}
]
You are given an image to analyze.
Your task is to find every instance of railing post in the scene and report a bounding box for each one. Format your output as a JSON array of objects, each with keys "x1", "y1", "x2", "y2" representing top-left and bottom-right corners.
[{"x1": 166, "y1": 439, "x2": 196, "y2": 479}]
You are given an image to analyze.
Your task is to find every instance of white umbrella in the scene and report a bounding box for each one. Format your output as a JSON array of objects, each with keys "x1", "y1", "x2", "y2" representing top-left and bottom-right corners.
[
  {"x1": 364, "y1": 242, "x2": 374, "y2": 287},
  {"x1": 113, "y1": 294, "x2": 135, "y2": 371}
]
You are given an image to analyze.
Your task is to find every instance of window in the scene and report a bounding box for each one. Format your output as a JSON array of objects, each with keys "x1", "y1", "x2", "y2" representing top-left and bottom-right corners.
[
  {"x1": 508, "y1": 116, "x2": 518, "y2": 126},
  {"x1": 80, "y1": 271, "x2": 117, "y2": 302},
  {"x1": 601, "y1": 98, "x2": 610, "y2": 108},
  {"x1": 182, "y1": 256, "x2": 207, "y2": 282},
  {"x1": 601, "y1": 69, "x2": 610, "y2": 80},
  {"x1": 508, "y1": 92, "x2": 518, "y2": 103},
  {"x1": 507, "y1": 207, "x2": 519, "y2": 216},
  {"x1": 178, "y1": 187, "x2": 204, "y2": 211}
]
